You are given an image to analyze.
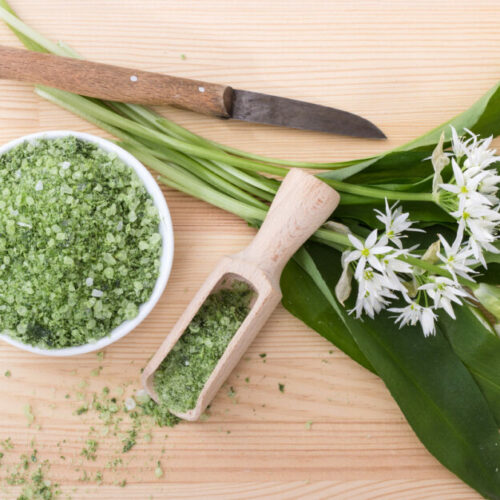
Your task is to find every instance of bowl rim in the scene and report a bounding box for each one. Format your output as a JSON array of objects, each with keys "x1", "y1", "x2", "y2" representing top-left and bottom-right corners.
[{"x1": 0, "y1": 130, "x2": 174, "y2": 357}]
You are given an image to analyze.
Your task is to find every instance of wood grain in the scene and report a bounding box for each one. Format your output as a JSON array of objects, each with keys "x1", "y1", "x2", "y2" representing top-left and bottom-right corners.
[{"x1": 1, "y1": 0, "x2": 499, "y2": 498}]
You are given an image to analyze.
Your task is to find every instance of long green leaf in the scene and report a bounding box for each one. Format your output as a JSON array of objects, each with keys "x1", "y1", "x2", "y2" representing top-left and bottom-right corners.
[
  {"x1": 439, "y1": 306, "x2": 500, "y2": 425},
  {"x1": 290, "y1": 243, "x2": 500, "y2": 499}
]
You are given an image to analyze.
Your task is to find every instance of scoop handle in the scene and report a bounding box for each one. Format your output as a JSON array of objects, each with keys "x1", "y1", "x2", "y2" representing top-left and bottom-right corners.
[{"x1": 239, "y1": 169, "x2": 339, "y2": 278}]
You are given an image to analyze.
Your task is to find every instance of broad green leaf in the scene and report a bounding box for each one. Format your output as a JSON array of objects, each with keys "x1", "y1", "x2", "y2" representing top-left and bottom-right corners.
[
  {"x1": 344, "y1": 310, "x2": 500, "y2": 500},
  {"x1": 290, "y1": 243, "x2": 500, "y2": 500},
  {"x1": 439, "y1": 306, "x2": 500, "y2": 424}
]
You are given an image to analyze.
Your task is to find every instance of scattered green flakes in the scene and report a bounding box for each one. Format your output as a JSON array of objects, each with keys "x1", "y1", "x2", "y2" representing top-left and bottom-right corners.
[
  {"x1": 144, "y1": 432, "x2": 152, "y2": 443},
  {"x1": 95, "y1": 470, "x2": 103, "y2": 485},
  {"x1": 75, "y1": 405, "x2": 88, "y2": 416},
  {"x1": 259, "y1": 353, "x2": 267, "y2": 362},
  {"x1": 96, "y1": 351, "x2": 105, "y2": 362},
  {"x1": 118, "y1": 479, "x2": 127, "y2": 488},
  {"x1": 79, "y1": 380, "x2": 88, "y2": 389},
  {"x1": 90, "y1": 366, "x2": 103, "y2": 377},
  {"x1": 199, "y1": 412, "x2": 210, "y2": 421},
  {"x1": 64, "y1": 394, "x2": 70, "y2": 399},
  {"x1": 81, "y1": 439, "x2": 98, "y2": 461},
  {"x1": 139, "y1": 398, "x2": 180, "y2": 427},
  {"x1": 4, "y1": 369, "x2": 11, "y2": 377},
  {"x1": 79, "y1": 470, "x2": 91, "y2": 483},
  {"x1": 328, "y1": 350, "x2": 333, "y2": 354},
  {"x1": 106, "y1": 457, "x2": 123, "y2": 471},
  {"x1": 180, "y1": 53, "x2": 186, "y2": 60},
  {"x1": 244, "y1": 377, "x2": 250, "y2": 383},
  {"x1": 278, "y1": 383, "x2": 285, "y2": 393},
  {"x1": 122, "y1": 429, "x2": 137, "y2": 453},
  {"x1": 6, "y1": 446, "x2": 59, "y2": 499},
  {"x1": 24, "y1": 404, "x2": 35, "y2": 426},
  {"x1": 0, "y1": 136, "x2": 161, "y2": 349},
  {"x1": 1, "y1": 437, "x2": 14, "y2": 450},
  {"x1": 154, "y1": 282, "x2": 253, "y2": 413},
  {"x1": 227, "y1": 386, "x2": 236, "y2": 399},
  {"x1": 154, "y1": 460, "x2": 164, "y2": 478},
  {"x1": 305, "y1": 421, "x2": 313, "y2": 430}
]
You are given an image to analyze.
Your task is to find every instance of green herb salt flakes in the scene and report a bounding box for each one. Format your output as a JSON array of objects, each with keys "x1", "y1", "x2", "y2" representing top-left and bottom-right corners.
[
  {"x1": 0, "y1": 136, "x2": 161, "y2": 348},
  {"x1": 154, "y1": 281, "x2": 253, "y2": 413}
]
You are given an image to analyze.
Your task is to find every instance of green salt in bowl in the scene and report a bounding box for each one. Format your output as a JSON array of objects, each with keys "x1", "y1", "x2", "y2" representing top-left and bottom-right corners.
[{"x1": 0, "y1": 130, "x2": 174, "y2": 356}]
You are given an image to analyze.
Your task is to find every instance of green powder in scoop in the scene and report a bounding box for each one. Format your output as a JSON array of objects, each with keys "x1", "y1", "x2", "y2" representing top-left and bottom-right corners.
[
  {"x1": 0, "y1": 136, "x2": 161, "y2": 349},
  {"x1": 154, "y1": 281, "x2": 254, "y2": 413}
]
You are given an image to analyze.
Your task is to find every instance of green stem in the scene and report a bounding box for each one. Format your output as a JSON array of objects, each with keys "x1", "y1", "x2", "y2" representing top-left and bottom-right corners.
[
  {"x1": 196, "y1": 159, "x2": 276, "y2": 202},
  {"x1": 119, "y1": 138, "x2": 268, "y2": 210},
  {"x1": 0, "y1": 6, "x2": 65, "y2": 55},
  {"x1": 155, "y1": 117, "x2": 370, "y2": 169},
  {"x1": 322, "y1": 178, "x2": 434, "y2": 202},
  {"x1": 403, "y1": 255, "x2": 476, "y2": 287}
]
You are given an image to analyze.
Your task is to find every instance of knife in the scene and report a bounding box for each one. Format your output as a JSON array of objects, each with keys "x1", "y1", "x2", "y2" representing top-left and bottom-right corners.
[{"x1": 0, "y1": 45, "x2": 385, "y2": 139}]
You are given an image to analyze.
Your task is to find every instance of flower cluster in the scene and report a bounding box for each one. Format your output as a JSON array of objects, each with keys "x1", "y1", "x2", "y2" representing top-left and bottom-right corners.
[
  {"x1": 339, "y1": 201, "x2": 474, "y2": 336},
  {"x1": 336, "y1": 128, "x2": 499, "y2": 336},
  {"x1": 434, "y1": 127, "x2": 500, "y2": 265}
]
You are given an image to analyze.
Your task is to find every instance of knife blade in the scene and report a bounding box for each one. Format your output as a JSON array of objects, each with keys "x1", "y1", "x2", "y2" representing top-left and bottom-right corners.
[
  {"x1": 0, "y1": 45, "x2": 385, "y2": 139},
  {"x1": 232, "y1": 89, "x2": 385, "y2": 138}
]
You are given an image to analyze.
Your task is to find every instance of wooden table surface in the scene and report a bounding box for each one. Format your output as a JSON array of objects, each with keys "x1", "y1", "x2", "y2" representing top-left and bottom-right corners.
[{"x1": 0, "y1": 1, "x2": 499, "y2": 498}]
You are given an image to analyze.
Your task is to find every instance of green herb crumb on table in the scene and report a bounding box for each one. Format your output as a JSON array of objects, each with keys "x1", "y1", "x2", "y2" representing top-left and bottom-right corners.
[
  {"x1": 0, "y1": 136, "x2": 162, "y2": 349},
  {"x1": 154, "y1": 281, "x2": 254, "y2": 414}
]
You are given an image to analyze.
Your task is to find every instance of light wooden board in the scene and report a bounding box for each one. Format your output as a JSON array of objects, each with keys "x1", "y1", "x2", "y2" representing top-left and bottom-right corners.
[{"x1": 0, "y1": 0, "x2": 499, "y2": 498}]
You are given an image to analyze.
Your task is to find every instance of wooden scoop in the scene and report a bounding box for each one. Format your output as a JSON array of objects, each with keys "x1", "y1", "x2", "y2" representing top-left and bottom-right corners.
[{"x1": 142, "y1": 169, "x2": 339, "y2": 421}]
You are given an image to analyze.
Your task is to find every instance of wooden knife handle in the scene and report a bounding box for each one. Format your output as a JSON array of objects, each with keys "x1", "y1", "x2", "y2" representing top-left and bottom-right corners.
[{"x1": 0, "y1": 45, "x2": 233, "y2": 117}]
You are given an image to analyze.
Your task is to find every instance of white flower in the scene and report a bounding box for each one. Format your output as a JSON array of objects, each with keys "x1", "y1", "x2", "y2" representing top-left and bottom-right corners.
[
  {"x1": 440, "y1": 159, "x2": 491, "y2": 210},
  {"x1": 453, "y1": 201, "x2": 500, "y2": 247},
  {"x1": 418, "y1": 277, "x2": 468, "y2": 319},
  {"x1": 350, "y1": 268, "x2": 397, "y2": 319},
  {"x1": 436, "y1": 128, "x2": 500, "y2": 265},
  {"x1": 420, "y1": 307, "x2": 438, "y2": 337},
  {"x1": 438, "y1": 232, "x2": 477, "y2": 281},
  {"x1": 389, "y1": 301, "x2": 437, "y2": 337},
  {"x1": 375, "y1": 200, "x2": 423, "y2": 249},
  {"x1": 380, "y1": 248, "x2": 414, "y2": 292},
  {"x1": 345, "y1": 230, "x2": 392, "y2": 279},
  {"x1": 451, "y1": 126, "x2": 471, "y2": 158},
  {"x1": 463, "y1": 134, "x2": 500, "y2": 171},
  {"x1": 477, "y1": 169, "x2": 500, "y2": 204}
]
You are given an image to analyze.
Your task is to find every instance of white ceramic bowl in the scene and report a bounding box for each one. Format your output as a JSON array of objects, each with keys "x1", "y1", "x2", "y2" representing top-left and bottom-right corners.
[{"x1": 0, "y1": 131, "x2": 174, "y2": 356}]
